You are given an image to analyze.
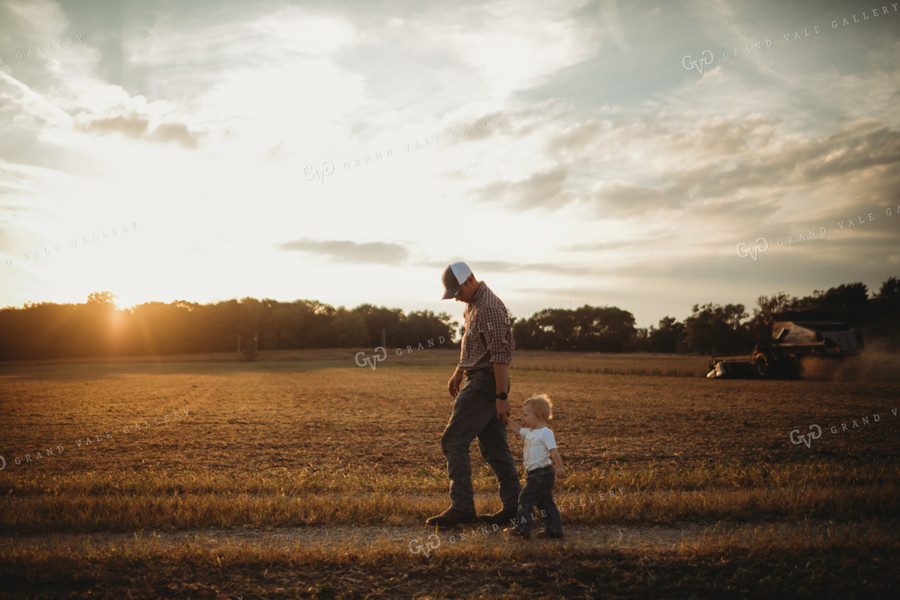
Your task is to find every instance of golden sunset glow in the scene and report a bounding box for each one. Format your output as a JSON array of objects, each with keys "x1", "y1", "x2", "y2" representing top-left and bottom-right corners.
[{"x1": 1, "y1": 1, "x2": 898, "y2": 326}]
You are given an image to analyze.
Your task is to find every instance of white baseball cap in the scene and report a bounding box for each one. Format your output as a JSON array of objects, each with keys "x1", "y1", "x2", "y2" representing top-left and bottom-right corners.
[{"x1": 441, "y1": 262, "x2": 472, "y2": 299}]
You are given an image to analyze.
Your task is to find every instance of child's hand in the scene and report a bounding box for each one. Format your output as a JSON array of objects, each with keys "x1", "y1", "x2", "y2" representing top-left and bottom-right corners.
[{"x1": 555, "y1": 467, "x2": 565, "y2": 479}]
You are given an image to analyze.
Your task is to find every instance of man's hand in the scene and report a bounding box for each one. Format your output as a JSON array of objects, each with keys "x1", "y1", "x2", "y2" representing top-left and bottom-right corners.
[
  {"x1": 491, "y1": 362, "x2": 510, "y2": 421},
  {"x1": 495, "y1": 397, "x2": 511, "y2": 421},
  {"x1": 448, "y1": 368, "x2": 464, "y2": 398}
]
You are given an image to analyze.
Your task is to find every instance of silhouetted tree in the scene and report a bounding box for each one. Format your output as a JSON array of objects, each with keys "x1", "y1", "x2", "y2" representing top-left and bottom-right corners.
[
  {"x1": 792, "y1": 283, "x2": 868, "y2": 327},
  {"x1": 648, "y1": 316, "x2": 686, "y2": 353},
  {"x1": 627, "y1": 327, "x2": 652, "y2": 352},
  {"x1": 512, "y1": 305, "x2": 635, "y2": 351},
  {"x1": 865, "y1": 277, "x2": 900, "y2": 350},
  {"x1": 684, "y1": 303, "x2": 750, "y2": 354},
  {"x1": 513, "y1": 312, "x2": 555, "y2": 350},
  {"x1": 353, "y1": 304, "x2": 405, "y2": 347}
]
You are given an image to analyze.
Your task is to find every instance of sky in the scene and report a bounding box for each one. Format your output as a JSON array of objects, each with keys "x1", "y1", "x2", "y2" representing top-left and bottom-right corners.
[{"x1": 0, "y1": 0, "x2": 898, "y2": 328}]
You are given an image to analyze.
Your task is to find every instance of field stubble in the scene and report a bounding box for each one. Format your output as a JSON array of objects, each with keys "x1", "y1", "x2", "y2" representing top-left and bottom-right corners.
[{"x1": 1, "y1": 350, "x2": 898, "y2": 598}]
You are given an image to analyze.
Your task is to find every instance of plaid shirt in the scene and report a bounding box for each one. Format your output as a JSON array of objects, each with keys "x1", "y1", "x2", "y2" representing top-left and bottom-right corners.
[{"x1": 458, "y1": 281, "x2": 515, "y2": 369}]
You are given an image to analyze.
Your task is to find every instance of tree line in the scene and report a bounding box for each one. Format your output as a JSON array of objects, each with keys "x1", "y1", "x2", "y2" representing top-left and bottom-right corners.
[
  {"x1": 0, "y1": 295, "x2": 457, "y2": 360},
  {"x1": 636, "y1": 277, "x2": 899, "y2": 355},
  {"x1": 0, "y1": 277, "x2": 896, "y2": 361}
]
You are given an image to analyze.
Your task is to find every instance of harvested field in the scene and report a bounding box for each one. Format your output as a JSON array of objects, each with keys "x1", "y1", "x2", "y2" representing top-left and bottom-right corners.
[{"x1": 1, "y1": 350, "x2": 898, "y2": 598}]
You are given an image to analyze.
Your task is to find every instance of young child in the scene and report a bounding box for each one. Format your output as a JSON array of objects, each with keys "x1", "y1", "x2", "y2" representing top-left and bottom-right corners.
[{"x1": 503, "y1": 394, "x2": 564, "y2": 539}]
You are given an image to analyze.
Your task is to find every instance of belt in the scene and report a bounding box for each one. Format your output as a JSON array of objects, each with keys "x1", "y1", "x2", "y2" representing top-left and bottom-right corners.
[{"x1": 527, "y1": 464, "x2": 554, "y2": 473}]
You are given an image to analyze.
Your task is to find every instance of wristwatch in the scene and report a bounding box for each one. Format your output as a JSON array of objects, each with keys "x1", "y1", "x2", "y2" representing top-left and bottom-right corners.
[{"x1": 495, "y1": 392, "x2": 508, "y2": 400}]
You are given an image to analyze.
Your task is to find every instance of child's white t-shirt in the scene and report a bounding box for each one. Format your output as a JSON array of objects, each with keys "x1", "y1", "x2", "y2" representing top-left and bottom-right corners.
[{"x1": 518, "y1": 427, "x2": 556, "y2": 472}]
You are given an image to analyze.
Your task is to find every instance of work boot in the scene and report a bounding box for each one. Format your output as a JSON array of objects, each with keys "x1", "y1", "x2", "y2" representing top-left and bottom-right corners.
[
  {"x1": 478, "y1": 507, "x2": 518, "y2": 526},
  {"x1": 425, "y1": 507, "x2": 477, "y2": 528}
]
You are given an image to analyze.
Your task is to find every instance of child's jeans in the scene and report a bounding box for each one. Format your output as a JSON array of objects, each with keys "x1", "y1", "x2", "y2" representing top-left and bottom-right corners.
[{"x1": 514, "y1": 464, "x2": 562, "y2": 533}]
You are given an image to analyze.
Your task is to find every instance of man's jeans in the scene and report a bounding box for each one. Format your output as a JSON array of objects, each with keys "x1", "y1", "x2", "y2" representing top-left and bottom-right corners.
[
  {"x1": 514, "y1": 465, "x2": 562, "y2": 533},
  {"x1": 440, "y1": 369, "x2": 520, "y2": 514}
]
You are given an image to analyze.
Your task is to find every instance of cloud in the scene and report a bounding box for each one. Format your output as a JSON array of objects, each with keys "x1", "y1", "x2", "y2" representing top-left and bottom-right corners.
[
  {"x1": 795, "y1": 123, "x2": 900, "y2": 182},
  {"x1": 592, "y1": 181, "x2": 680, "y2": 216},
  {"x1": 644, "y1": 243, "x2": 898, "y2": 296},
  {"x1": 433, "y1": 259, "x2": 598, "y2": 277},
  {"x1": 75, "y1": 114, "x2": 148, "y2": 137},
  {"x1": 119, "y1": 4, "x2": 363, "y2": 145},
  {"x1": 149, "y1": 122, "x2": 200, "y2": 149},
  {"x1": 505, "y1": 99, "x2": 900, "y2": 224},
  {"x1": 74, "y1": 112, "x2": 200, "y2": 148},
  {"x1": 475, "y1": 166, "x2": 569, "y2": 210},
  {"x1": 545, "y1": 119, "x2": 605, "y2": 156},
  {"x1": 570, "y1": 115, "x2": 900, "y2": 219},
  {"x1": 276, "y1": 239, "x2": 409, "y2": 264},
  {"x1": 0, "y1": 70, "x2": 74, "y2": 127},
  {"x1": 0, "y1": 0, "x2": 70, "y2": 49},
  {"x1": 563, "y1": 231, "x2": 678, "y2": 252},
  {"x1": 413, "y1": 0, "x2": 600, "y2": 100}
]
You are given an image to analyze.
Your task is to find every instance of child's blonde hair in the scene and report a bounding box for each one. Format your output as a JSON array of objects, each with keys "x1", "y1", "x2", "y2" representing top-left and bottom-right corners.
[{"x1": 524, "y1": 394, "x2": 553, "y2": 420}]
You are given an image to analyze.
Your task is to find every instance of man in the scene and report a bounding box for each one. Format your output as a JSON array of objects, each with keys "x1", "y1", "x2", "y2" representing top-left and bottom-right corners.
[{"x1": 426, "y1": 262, "x2": 521, "y2": 528}]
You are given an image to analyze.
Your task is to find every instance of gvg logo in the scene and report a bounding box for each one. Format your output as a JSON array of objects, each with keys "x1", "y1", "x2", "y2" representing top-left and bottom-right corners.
[
  {"x1": 355, "y1": 346, "x2": 387, "y2": 370},
  {"x1": 408, "y1": 533, "x2": 440, "y2": 558},
  {"x1": 682, "y1": 50, "x2": 714, "y2": 74},
  {"x1": 303, "y1": 160, "x2": 335, "y2": 184},
  {"x1": 789, "y1": 424, "x2": 823, "y2": 448},
  {"x1": 355, "y1": 336, "x2": 449, "y2": 370},
  {"x1": 789, "y1": 408, "x2": 895, "y2": 450},
  {"x1": 736, "y1": 237, "x2": 769, "y2": 261}
]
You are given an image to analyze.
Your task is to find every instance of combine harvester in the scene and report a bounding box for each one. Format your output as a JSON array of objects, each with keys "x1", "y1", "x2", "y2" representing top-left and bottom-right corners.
[{"x1": 707, "y1": 311, "x2": 863, "y2": 379}]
